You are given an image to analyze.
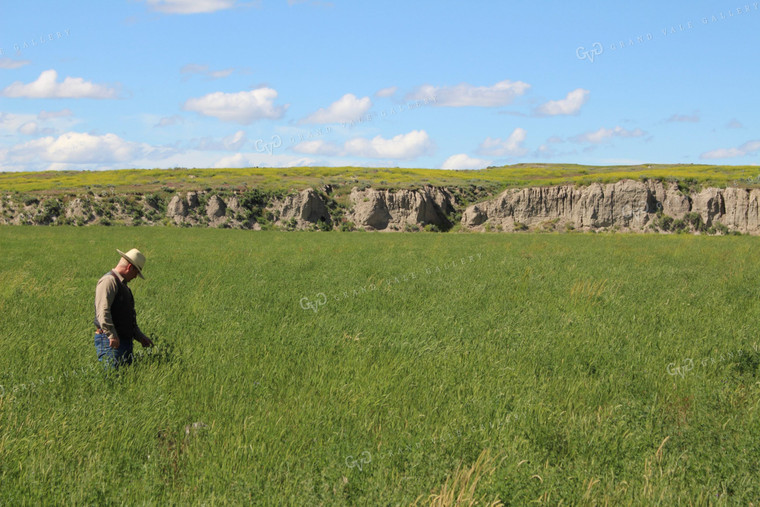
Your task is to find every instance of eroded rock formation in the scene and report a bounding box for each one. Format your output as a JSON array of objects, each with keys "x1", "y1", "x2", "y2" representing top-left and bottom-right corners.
[
  {"x1": 3, "y1": 179, "x2": 760, "y2": 233},
  {"x1": 461, "y1": 179, "x2": 760, "y2": 233},
  {"x1": 347, "y1": 186, "x2": 455, "y2": 230}
]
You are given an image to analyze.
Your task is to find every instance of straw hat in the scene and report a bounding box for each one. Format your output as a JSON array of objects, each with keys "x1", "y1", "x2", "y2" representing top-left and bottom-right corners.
[{"x1": 117, "y1": 248, "x2": 146, "y2": 279}]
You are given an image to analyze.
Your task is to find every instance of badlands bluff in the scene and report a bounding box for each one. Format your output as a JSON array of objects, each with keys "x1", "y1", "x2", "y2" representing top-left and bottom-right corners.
[
  {"x1": 460, "y1": 179, "x2": 759, "y2": 233},
  {"x1": 2, "y1": 179, "x2": 760, "y2": 234}
]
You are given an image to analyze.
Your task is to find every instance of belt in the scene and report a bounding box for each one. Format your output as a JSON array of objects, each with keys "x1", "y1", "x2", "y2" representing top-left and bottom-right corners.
[{"x1": 96, "y1": 328, "x2": 106, "y2": 334}]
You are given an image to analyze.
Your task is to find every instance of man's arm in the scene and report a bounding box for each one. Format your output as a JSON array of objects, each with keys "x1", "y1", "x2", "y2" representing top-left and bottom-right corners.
[
  {"x1": 95, "y1": 276, "x2": 120, "y2": 348},
  {"x1": 135, "y1": 327, "x2": 154, "y2": 347}
]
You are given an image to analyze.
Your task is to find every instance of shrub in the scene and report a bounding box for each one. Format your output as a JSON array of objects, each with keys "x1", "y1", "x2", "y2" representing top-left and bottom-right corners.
[
  {"x1": 655, "y1": 214, "x2": 674, "y2": 231},
  {"x1": 710, "y1": 222, "x2": 729, "y2": 235},
  {"x1": 317, "y1": 219, "x2": 332, "y2": 232},
  {"x1": 35, "y1": 198, "x2": 63, "y2": 225},
  {"x1": 539, "y1": 219, "x2": 559, "y2": 232},
  {"x1": 671, "y1": 219, "x2": 687, "y2": 233},
  {"x1": 677, "y1": 178, "x2": 699, "y2": 195},
  {"x1": 514, "y1": 222, "x2": 529, "y2": 231},
  {"x1": 144, "y1": 194, "x2": 165, "y2": 212},
  {"x1": 340, "y1": 221, "x2": 356, "y2": 232},
  {"x1": 424, "y1": 224, "x2": 440, "y2": 232},
  {"x1": 684, "y1": 212, "x2": 706, "y2": 232}
]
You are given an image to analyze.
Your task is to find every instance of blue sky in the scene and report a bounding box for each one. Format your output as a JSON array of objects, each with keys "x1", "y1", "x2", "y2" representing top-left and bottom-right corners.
[{"x1": 0, "y1": 0, "x2": 758, "y2": 172}]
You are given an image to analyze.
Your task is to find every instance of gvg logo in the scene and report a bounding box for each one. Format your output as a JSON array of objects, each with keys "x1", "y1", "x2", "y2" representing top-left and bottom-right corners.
[
  {"x1": 345, "y1": 451, "x2": 372, "y2": 471},
  {"x1": 576, "y1": 42, "x2": 604, "y2": 63},
  {"x1": 300, "y1": 293, "x2": 327, "y2": 313},
  {"x1": 667, "y1": 358, "x2": 694, "y2": 378},
  {"x1": 621, "y1": 201, "x2": 662, "y2": 220},
  {"x1": 254, "y1": 135, "x2": 282, "y2": 155}
]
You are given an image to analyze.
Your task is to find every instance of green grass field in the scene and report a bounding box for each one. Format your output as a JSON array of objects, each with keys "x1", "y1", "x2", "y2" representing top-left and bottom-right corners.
[
  {"x1": 3, "y1": 163, "x2": 760, "y2": 195},
  {"x1": 1, "y1": 227, "x2": 759, "y2": 504}
]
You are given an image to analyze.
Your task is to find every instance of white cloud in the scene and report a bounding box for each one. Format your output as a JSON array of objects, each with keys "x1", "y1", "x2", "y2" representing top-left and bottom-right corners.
[
  {"x1": 183, "y1": 87, "x2": 287, "y2": 124},
  {"x1": 701, "y1": 140, "x2": 760, "y2": 160},
  {"x1": 0, "y1": 57, "x2": 30, "y2": 69},
  {"x1": 0, "y1": 112, "x2": 37, "y2": 133},
  {"x1": 155, "y1": 115, "x2": 184, "y2": 127},
  {"x1": 284, "y1": 157, "x2": 319, "y2": 167},
  {"x1": 140, "y1": 0, "x2": 245, "y2": 14},
  {"x1": 38, "y1": 109, "x2": 73, "y2": 120},
  {"x1": 407, "y1": 79, "x2": 530, "y2": 107},
  {"x1": 292, "y1": 140, "x2": 341, "y2": 156},
  {"x1": 344, "y1": 130, "x2": 433, "y2": 159},
  {"x1": 288, "y1": 130, "x2": 433, "y2": 160},
  {"x1": 223, "y1": 130, "x2": 247, "y2": 150},
  {"x1": 534, "y1": 144, "x2": 557, "y2": 158},
  {"x1": 477, "y1": 128, "x2": 528, "y2": 157},
  {"x1": 2, "y1": 70, "x2": 118, "y2": 99},
  {"x1": 189, "y1": 130, "x2": 247, "y2": 151},
  {"x1": 18, "y1": 122, "x2": 42, "y2": 135},
  {"x1": 1, "y1": 110, "x2": 77, "y2": 138},
  {"x1": 727, "y1": 119, "x2": 744, "y2": 129},
  {"x1": 213, "y1": 153, "x2": 250, "y2": 168},
  {"x1": 208, "y1": 69, "x2": 235, "y2": 79},
  {"x1": 8, "y1": 132, "x2": 148, "y2": 164},
  {"x1": 181, "y1": 63, "x2": 209, "y2": 74},
  {"x1": 665, "y1": 112, "x2": 700, "y2": 123},
  {"x1": 302, "y1": 94, "x2": 372, "y2": 124},
  {"x1": 570, "y1": 126, "x2": 646, "y2": 144},
  {"x1": 180, "y1": 63, "x2": 238, "y2": 79},
  {"x1": 212, "y1": 152, "x2": 317, "y2": 168},
  {"x1": 441, "y1": 154, "x2": 491, "y2": 170},
  {"x1": 535, "y1": 88, "x2": 589, "y2": 116},
  {"x1": 375, "y1": 86, "x2": 397, "y2": 98},
  {"x1": 533, "y1": 139, "x2": 577, "y2": 159}
]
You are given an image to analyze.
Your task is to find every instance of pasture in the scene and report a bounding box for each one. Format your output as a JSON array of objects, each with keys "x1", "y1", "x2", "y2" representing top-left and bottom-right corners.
[{"x1": 1, "y1": 226, "x2": 759, "y2": 504}]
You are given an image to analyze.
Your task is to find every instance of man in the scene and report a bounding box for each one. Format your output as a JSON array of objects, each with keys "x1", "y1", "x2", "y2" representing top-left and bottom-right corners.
[{"x1": 94, "y1": 248, "x2": 153, "y2": 368}]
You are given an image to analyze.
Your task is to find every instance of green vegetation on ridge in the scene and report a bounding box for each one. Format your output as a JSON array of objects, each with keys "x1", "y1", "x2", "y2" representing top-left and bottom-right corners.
[{"x1": 3, "y1": 163, "x2": 760, "y2": 195}]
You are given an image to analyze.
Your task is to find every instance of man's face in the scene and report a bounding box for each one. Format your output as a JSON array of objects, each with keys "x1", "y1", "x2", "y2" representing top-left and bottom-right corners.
[{"x1": 124, "y1": 264, "x2": 140, "y2": 282}]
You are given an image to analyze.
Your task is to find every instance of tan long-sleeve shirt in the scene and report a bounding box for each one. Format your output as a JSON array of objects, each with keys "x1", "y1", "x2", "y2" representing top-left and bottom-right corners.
[{"x1": 94, "y1": 271, "x2": 143, "y2": 341}]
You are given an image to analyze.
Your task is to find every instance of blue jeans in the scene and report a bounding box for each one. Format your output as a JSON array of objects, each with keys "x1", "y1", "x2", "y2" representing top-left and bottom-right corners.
[{"x1": 95, "y1": 332, "x2": 133, "y2": 369}]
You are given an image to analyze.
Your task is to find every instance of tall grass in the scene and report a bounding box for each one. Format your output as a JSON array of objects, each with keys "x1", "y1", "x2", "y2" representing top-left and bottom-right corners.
[{"x1": 0, "y1": 227, "x2": 759, "y2": 503}]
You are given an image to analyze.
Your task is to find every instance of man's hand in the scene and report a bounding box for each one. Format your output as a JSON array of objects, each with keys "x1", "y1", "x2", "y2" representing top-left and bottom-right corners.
[
  {"x1": 137, "y1": 335, "x2": 154, "y2": 348},
  {"x1": 109, "y1": 336, "x2": 120, "y2": 349}
]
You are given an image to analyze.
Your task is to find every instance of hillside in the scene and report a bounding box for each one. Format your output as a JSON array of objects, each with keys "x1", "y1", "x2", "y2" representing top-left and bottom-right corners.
[{"x1": 3, "y1": 165, "x2": 760, "y2": 234}]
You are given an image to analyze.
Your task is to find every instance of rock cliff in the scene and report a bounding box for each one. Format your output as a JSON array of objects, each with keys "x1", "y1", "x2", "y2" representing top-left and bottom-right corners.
[
  {"x1": 347, "y1": 186, "x2": 455, "y2": 230},
  {"x1": 2, "y1": 179, "x2": 760, "y2": 234},
  {"x1": 461, "y1": 179, "x2": 760, "y2": 233},
  {"x1": 271, "y1": 188, "x2": 331, "y2": 228}
]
